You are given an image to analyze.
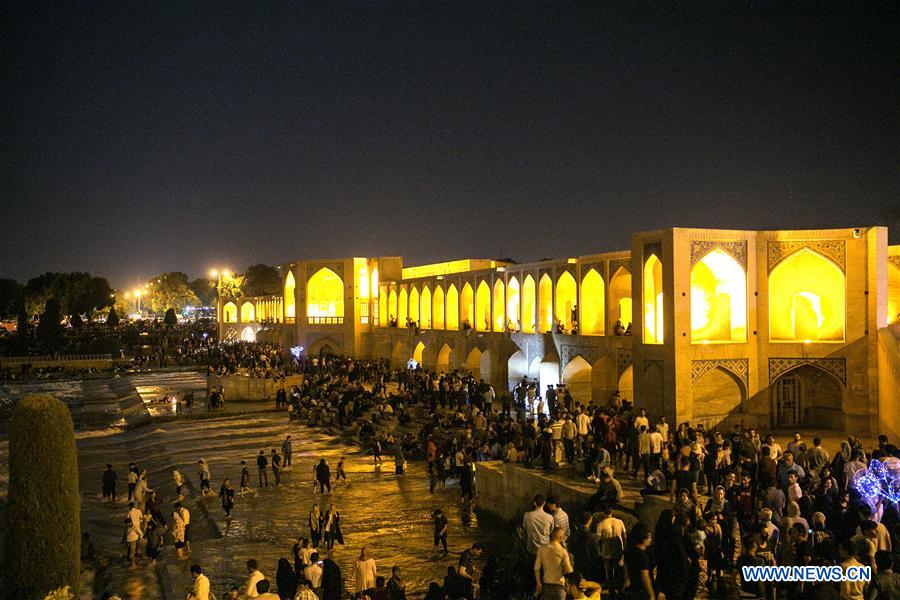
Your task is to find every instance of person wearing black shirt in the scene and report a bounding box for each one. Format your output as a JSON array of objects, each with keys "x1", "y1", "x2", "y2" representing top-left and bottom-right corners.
[
  {"x1": 624, "y1": 523, "x2": 655, "y2": 600},
  {"x1": 653, "y1": 509, "x2": 690, "y2": 600},
  {"x1": 432, "y1": 509, "x2": 449, "y2": 557},
  {"x1": 315, "y1": 458, "x2": 331, "y2": 493},
  {"x1": 257, "y1": 450, "x2": 269, "y2": 487},
  {"x1": 102, "y1": 464, "x2": 117, "y2": 502},
  {"x1": 735, "y1": 534, "x2": 767, "y2": 600}
]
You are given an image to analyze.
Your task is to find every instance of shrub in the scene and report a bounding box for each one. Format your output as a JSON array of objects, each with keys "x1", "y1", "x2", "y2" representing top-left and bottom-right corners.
[
  {"x1": 6, "y1": 395, "x2": 81, "y2": 599},
  {"x1": 106, "y1": 307, "x2": 120, "y2": 327},
  {"x1": 163, "y1": 308, "x2": 177, "y2": 326}
]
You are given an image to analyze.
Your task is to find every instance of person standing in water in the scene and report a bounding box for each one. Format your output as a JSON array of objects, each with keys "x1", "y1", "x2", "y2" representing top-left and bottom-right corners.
[
  {"x1": 239, "y1": 460, "x2": 253, "y2": 497},
  {"x1": 324, "y1": 503, "x2": 344, "y2": 549},
  {"x1": 219, "y1": 479, "x2": 235, "y2": 518},
  {"x1": 316, "y1": 458, "x2": 332, "y2": 494},
  {"x1": 309, "y1": 503, "x2": 324, "y2": 547},
  {"x1": 335, "y1": 456, "x2": 349, "y2": 485},
  {"x1": 432, "y1": 509, "x2": 449, "y2": 557}
]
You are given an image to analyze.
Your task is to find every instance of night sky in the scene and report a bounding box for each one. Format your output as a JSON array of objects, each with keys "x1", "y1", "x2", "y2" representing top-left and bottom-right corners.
[{"x1": 2, "y1": 2, "x2": 898, "y2": 289}]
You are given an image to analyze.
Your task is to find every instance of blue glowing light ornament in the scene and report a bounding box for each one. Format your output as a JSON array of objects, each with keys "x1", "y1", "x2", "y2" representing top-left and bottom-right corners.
[
  {"x1": 854, "y1": 458, "x2": 900, "y2": 504},
  {"x1": 290, "y1": 346, "x2": 304, "y2": 360}
]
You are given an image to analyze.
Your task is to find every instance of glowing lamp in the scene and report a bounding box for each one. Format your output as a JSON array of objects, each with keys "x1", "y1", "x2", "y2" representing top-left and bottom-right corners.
[
  {"x1": 209, "y1": 269, "x2": 219, "y2": 278},
  {"x1": 854, "y1": 458, "x2": 900, "y2": 504}
]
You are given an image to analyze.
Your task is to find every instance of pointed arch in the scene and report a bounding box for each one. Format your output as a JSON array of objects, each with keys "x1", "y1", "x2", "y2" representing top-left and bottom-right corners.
[
  {"x1": 475, "y1": 281, "x2": 491, "y2": 332},
  {"x1": 223, "y1": 301, "x2": 237, "y2": 323},
  {"x1": 240, "y1": 301, "x2": 255, "y2": 322},
  {"x1": 388, "y1": 288, "x2": 398, "y2": 325},
  {"x1": 283, "y1": 271, "x2": 296, "y2": 320},
  {"x1": 420, "y1": 285, "x2": 432, "y2": 329},
  {"x1": 643, "y1": 255, "x2": 663, "y2": 343},
  {"x1": 691, "y1": 249, "x2": 747, "y2": 342},
  {"x1": 409, "y1": 287, "x2": 420, "y2": 325},
  {"x1": 562, "y1": 355, "x2": 593, "y2": 405},
  {"x1": 772, "y1": 363, "x2": 844, "y2": 428},
  {"x1": 412, "y1": 341, "x2": 425, "y2": 364},
  {"x1": 538, "y1": 274, "x2": 553, "y2": 333},
  {"x1": 432, "y1": 286, "x2": 445, "y2": 330},
  {"x1": 609, "y1": 267, "x2": 632, "y2": 329},
  {"x1": 437, "y1": 343, "x2": 452, "y2": 372},
  {"x1": 447, "y1": 284, "x2": 460, "y2": 330},
  {"x1": 507, "y1": 276, "x2": 521, "y2": 331},
  {"x1": 580, "y1": 269, "x2": 605, "y2": 335},
  {"x1": 465, "y1": 347, "x2": 483, "y2": 378},
  {"x1": 379, "y1": 285, "x2": 388, "y2": 326},
  {"x1": 460, "y1": 282, "x2": 474, "y2": 329},
  {"x1": 398, "y1": 287, "x2": 408, "y2": 328},
  {"x1": 522, "y1": 274, "x2": 536, "y2": 333},
  {"x1": 493, "y1": 279, "x2": 505, "y2": 331},
  {"x1": 307, "y1": 267, "x2": 345, "y2": 321},
  {"x1": 769, "y1": 248, "x2": 845, "y2": 341},
  {"x1": 555, "y1": 271, "x2": 577, "y2": 331},
  {"x1": 390, "y1": 340, "x2": 406, "y2": 368},
  {"x1": 692, "y1": 366, "x2": 745, "y2": 429}
]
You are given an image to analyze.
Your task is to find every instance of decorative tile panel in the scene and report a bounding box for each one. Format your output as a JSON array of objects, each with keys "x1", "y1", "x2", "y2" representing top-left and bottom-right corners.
[
  {"x1": 644, "y1": 242, "x2": 662, "y2": 260},
  {"x1": 560, "y1": 344, "x2": 602, "y2": 367},
  {"x1": 768, "y1": 357, "x2": 846, "y2": 386},
  {"x1": 768, "y1": 240, "x2": 845, "y2": 272},
  {"x1": 691, "y1": 358, "x2": 749, "y2": 386},
  {"x1": 690, "y1": 240, "x2": 748, "y2": 269},
  {"x1": 617, "y1": 348, "x2": 633, "y2": 377},
  {"x1": 608, "y1": 259, "x2": 631, "y2": 276}
]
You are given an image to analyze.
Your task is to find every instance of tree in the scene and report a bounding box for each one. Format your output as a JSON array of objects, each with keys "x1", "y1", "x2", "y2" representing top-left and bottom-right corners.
[
  {"x1": 24, "y1": 273, "x2": 113, "y2": 321},
  {"x1": 106, "y1": 306, "x2": 120, "y2": 327},
  {"x1": 5, "y1": 395, "x2": 81, "y2": 599},
  {"x1": 0, "y1": 277, "x2": 24, "y2": 319},
  {"x1": 15, "y1": 307, "x2": 29, "y2": 354},
  {"x1": 69, "y1": 312, "x2": 84, "y2": 328},
  {"x1": 218, "y1": 272, "x2": 246, "y2": 301},
  {"x1": 36, "y1": 297, "x2": 64, "y2": 352},
  {"x1": 25, "y1": 287, "x2": 51, "y2": 318},
  {"x1": 189, "y1": 278, "x2": 216, "y2": 307},
  {"x1": 163, "y1": 307, "x2": 177, "y2": 325},
  {"x1": 146, "y1": 272, "x2": 200, "y2": 314},
  {"x1": 243, "y1": 264, "x2": 282, "y2": 296}
]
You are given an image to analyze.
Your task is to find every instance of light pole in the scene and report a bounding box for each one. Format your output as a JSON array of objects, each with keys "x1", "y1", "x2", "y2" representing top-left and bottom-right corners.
[{"x1": 210, "y1": 268, "x2": 231, "y2": 341}]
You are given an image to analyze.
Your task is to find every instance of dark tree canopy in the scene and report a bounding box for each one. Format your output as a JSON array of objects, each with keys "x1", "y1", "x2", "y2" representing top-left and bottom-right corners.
[
  {"x1": 189, "y1": 277, "x2": 216, "y2": 306},
  {"x1": 24, "y1": 272, "x2": 113, "y2": 320},
  {"x1": 146, "y1": 272, "x2": 200, "y2": 313},
  {"x1": 163, "y1": 307, "x2": 177, "y2": 325},
  {"x1": 0, "y1": 277, "x2": 25, "y2": 318},
  {"x1": 36, "y1": 297, "x2": 63, "y2": 352},
  {"x1": 243, "y1": 264, "x2": 282, "y2": 296},
  {"x1": 106, "y1": 306, "x2": 120, "y2": 327}
]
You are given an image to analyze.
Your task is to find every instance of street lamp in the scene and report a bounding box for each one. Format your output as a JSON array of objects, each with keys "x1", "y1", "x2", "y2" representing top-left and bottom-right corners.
[
  {"x1": 210, "y1": 268, "x2": 231, "y2": 338},
  {"x1": 133, "y1": 289, "x2": 143, "y2": 314}
]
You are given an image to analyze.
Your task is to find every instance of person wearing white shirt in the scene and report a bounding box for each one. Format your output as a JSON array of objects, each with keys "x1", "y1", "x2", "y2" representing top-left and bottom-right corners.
[
  {"x1": 244, "y1": 559, "x2": 265, "y2": 597},
  {"x1": 633, "y1": 409, "x2": 649, "y2": 432},
  {"x1": 597, "y1": 508, "x2": 627, "y2": 590},
  {"x1": 303, "y1": 552, "x2": 323, "y2": 596},
  {"x1": 126, "y1": 502, "x2": 143, "y2": 533},
  {"x1": 534, "y1": 528, "x2": 574, "y2": 600},
  {"x1": 523, "y1": 494, "x2": 555, "y2": 556},
  {"x1": 187, "y1": 564, "x2": 210, "y2": 600}
]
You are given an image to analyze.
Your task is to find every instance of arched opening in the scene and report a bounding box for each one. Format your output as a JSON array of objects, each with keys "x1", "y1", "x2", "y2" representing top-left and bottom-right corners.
[
  {"x1": 465, "y1": 348, "x2": 483, "y2": 378},
  {"x1": 390, "y1": 340, "x2": 406, "y2": 369},
  {"x1": 643, "y1": 255, "x2": 664, "y2": 343},
  {"x1": 358, "y1": 264, "x2": 369, "y2": 299},
  {"x1": 539, "y1": 357, "x2": 560, "y2": 408},
  {"x1": 538, "y1": 274, "x2": 553, "y2": 333},
  {"x1": 307, "y1": 268, "x2": 345, "y2": 323},
  {"x1": 641, "y1": 362, "x2": 663, "y2": 414},
  {"x1": 475, "y1": 280, "x2": 491, "y2": 332},
  {"x1": 409, "y1": 287, "x2": 420, "y2": 326},
  {"x1": 562, "y1": 356, "x2": 592, "y2": 406},
  {"x1": 618, "y1": 365, "x2": 634, "y2": 402},
  {"x1": 580, "y1": 269, "x2": 605, "y2": 335},
  {"x1": 447, "y1": 284, "x2": 460, "y2": 330},
  {"x1": 691, "y1": 250, "x2": 747, "y2": 342},
  {"x1": 522, "y1": 275, "x2": 536, "y2": 333},
  {"x1": 460, "y1": 283, "x2": 474, "y2": 329},
  {"x1": 507, "y1": 276, "x2": 521, "y2": 331},
  {"x1": 241, "y1": 326, "x2": 256, "y2": 342},
  {"x1": 493, "y1": 280, "x2": 505, "y2": 331},
  {"x1": 240, "y1": 301, "x2": 255, "y2": 323},
  {"x1": 609, "y1": 267, "x2": 632, "y2": 330},
  {"x1": 371, "y1": 267, "x2": 378, "y2": 298},
  {"x1": 388, "y1": 288, "x2": 398, "y2": 325},
  {"x1": 769, "y1": 249, "x2": 845, "y2": 341},
  {"x1": 692, "y1": 367, "x2": 745, "y2": 430},
  {"x1": 888, "y1": 263, "x2": 900, "y2": 324},
  {"x1": 398, "y1": 288, "x2": 408, "y2": 328},
  {"x1": 432, "y1": 286, "x2": 445, "y2": 330},
  {"x1": 412, "y1": 341, "x2": 425, "y2": 364},
  {"x1": 772, "y1": 365, "x2": 844, "y2": 428},
  {"x1": 284, "y1": 271, "x2": 296, "y2": 321},
  {"x1": 223, "y1": 302, "x2": 237, "y2": 323},
  {"x1": 437, "y1": 343, "x2": 452, "y2": 373},
  {"x1": 507, "y1": 350, "x2": 528, "y2": 391},
  {"x1": 420, "y1": 286, "x2": 432, "y2": 329},
  {"x1": 555, "y1": 271, "x2": 577, "y2": 332},
  {"x1": 379, "y1": 285, "x2": 388, "y2": 326}
]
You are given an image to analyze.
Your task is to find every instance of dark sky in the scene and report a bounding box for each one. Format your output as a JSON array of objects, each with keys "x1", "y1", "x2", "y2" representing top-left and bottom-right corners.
[{"x1": 2, "y1": 2, "x2": 898, "y2": 290}]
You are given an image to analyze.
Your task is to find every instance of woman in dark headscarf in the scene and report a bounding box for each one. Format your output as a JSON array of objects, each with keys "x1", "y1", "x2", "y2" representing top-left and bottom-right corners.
[
  {"x1": 275, "y1": 557, "x2": 297, "y2": 600},
  {"x1": 653, "y1": 508, "x2": 690, "y2": 600}
]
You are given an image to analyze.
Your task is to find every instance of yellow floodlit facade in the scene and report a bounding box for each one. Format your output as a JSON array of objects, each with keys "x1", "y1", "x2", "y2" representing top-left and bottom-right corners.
[{"x1": 218, "y1": 228, "x2": 899, "y2": 440}]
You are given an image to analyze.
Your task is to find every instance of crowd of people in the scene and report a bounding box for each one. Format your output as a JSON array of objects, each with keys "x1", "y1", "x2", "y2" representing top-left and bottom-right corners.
[{"x1": 94, "y1": 342, "x2": 900, "y2": 599}]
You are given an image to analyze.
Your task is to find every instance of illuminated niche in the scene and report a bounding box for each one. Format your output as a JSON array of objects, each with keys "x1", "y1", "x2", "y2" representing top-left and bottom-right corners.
[
  {"x1": 580, "y1": 269, "x2": 605, "y2": 335},
  {"x1": 240, "y1": 301, "x2": 255, "y2": 322},
  {"x1": 555, "y1": 272, "x2": 577, "y2": 331},
  {"x1": 643, "y1": 255, "x2": 663, "y2": 344},
  {"x1": 223, "y1": 302, "x2": 237, "y2": 323},
  {"x1": 690, "y1": 249, "x2": 747, "y2": 343},
  {"x1": 609, "y1": 267, "x2": 632, "y2": 328},
  {"x1": 432, "y1": 286, "x2": 445, "y2": 329},
  {"x1": 507, "y1": 276, "x2": 520, "y2": 331},
  {"x1": 447, "y1": 284, "x2": 460, "y2": 330},
  {"x1": 306, "y1": 268, "x2": 344, "y2": 320},
  {"x1": 769, "y1": 248, "x2": 845, "y2": 341},
  {"x1": 521, "y1": 275, "x2": 536, "y2": 333},
  {"x1": 476, "y1": 281, "x2": 491, "y2": 332},
  {"x1": 284, "y1": 271, "x2": 296, "y2": 319},
  {"x1": 538, "y1": 274, "x2": 553, "y2": 333},
  {"x1": 493, "y1": 279, "x2": 505, "y2": 331}
]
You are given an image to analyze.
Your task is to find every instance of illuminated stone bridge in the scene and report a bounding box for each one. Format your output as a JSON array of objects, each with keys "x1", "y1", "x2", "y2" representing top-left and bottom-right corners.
[{"x1": 219, "y1": 227, "x2": 900, "y2": 438}]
